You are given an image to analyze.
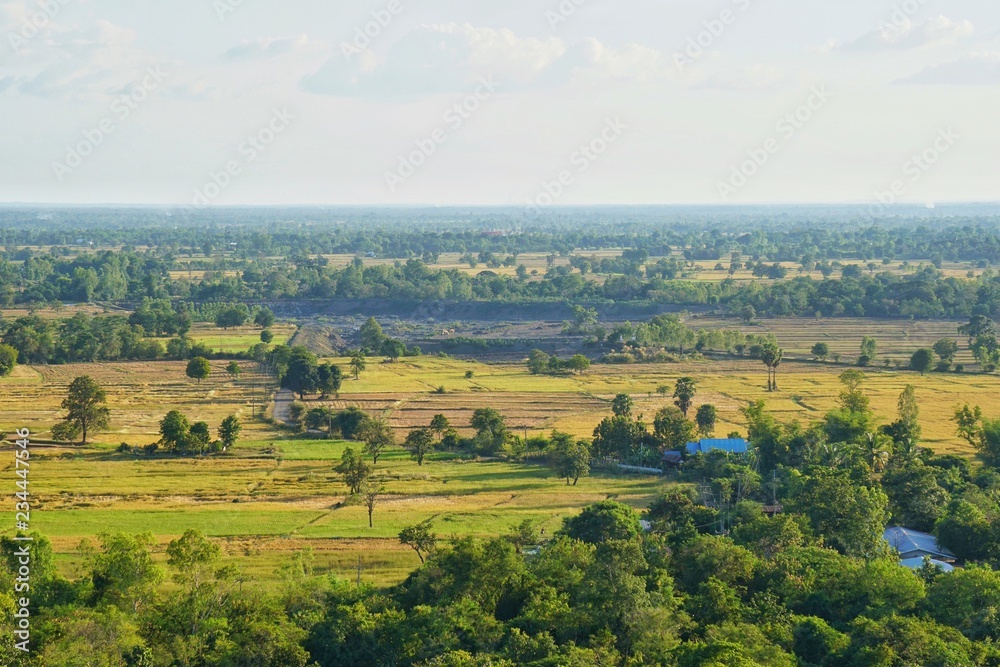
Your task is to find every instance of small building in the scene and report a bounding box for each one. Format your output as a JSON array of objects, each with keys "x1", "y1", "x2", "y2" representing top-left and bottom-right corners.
[
  {"x1": 685, "y1": 438, "x2": 750, "y2": 456},
  {"x1": 884, "y1": 526, "x2": 956, "y2": 562},
  {"x1": 661, "y1": 451, "x2": 684, "y2": 468}
]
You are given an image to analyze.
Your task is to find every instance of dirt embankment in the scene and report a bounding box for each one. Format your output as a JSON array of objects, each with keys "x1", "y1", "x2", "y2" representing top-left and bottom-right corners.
[{"x1": 271, "y1": 298, "x2": 694, "y2": 322}]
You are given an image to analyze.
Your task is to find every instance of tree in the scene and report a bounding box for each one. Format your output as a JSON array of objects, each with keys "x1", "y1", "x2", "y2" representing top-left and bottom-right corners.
[
  {"x1": 859, "y1": 336, "x2": 878, "y2": 367},
  {"x1": 935, "y1": 501, "x2": 995, "y2": 562},
  {"x1": 362, "y1": 480, "x2": 385, "y2": 528},
  {"x1": 527, "y1": 349, "x2": 550, "y2": 375},
  {"x1": 951, "y1": 404, "x2": 1000, "y2": 467},
  {"x1": 430, "y1": 414, "x2": 451, "y2": 439},
  {"x1": 215, "y1": 306, "x2": 248, "y2": 330},
  {"x1": 399, "y1": 520, "x2": 437, "y2": 563},
  {"x1": 281, "y1": 347, "x2": 319, "y2": 399},
  {"x1": 884, "y1": 385, "x2": 922, "y2": 446},
  {"x1": 592, "y1": 415, "x2": 648, "y2": 460},
  {"x1": 359, "y1": 317, "x2": 385, "y2": 351},
  {"x1": 910, "y1": 348, "x2": 934, "y2": 374},
  {"x1": 786, "y1": 468, "x2": 890, "y2": 558},
  {"x1": 57, "y1": 375, "x2": 111, "y2": 445},
  {"x1": 547, "y1": 431, "x2": 591, "y2": 485},
  {"x1": 350, "y1": 352, "x2": 367, "y2": 380},
  {"x1": 260, "y1": 329, "x2": 274, "y2": 344},
  {"x1": 611, "y1": 393, "x2": 633, "y2": 418},
  {"x1": 218, "y1": 415, "x2": 241, "y2": 450},
  {"x1": 336, "y1": 447, "x2": 372, "y2": 495},
  {"x1": 673, "y1": 377, "x2": 697, "y2": 417},
  {"x1": 933, "y1": 338, "x2": 959, "y2": 363},
  {"x1": 0, "y1": 343, "x2": 17, "y2": 377},
  {"x1": 86, "y1": 532, "x2": 163, "y2": 613},
  {"x1": 811, "y1": 342, "x2": 830, "y2": 361},
  {"x1": 882, "y1": 463, "x2": 948, "y2": 532},
  {"x1": 760, "y1": 343, "x2": 783, "y2": 392},
  {"x1": 186, "y1": 357, "x2": 211, "y2": 384},
  {"x1": 696, "y1": 404, "x2": 718, "y2": 438},
  {"x1": 740, "y1": 305, "x2": 757, "y2": 324},
  {"x1": 840, "y1": 368, "x2": 866, "y2": 393},
  {"x1": 381, "y1": 338, "x2": 406, "y2": 362},
  {"x1": 562, "y1": 500, "x2": 642, "y2": 544},
  {"x1": 861, "y1": 432, "x2": 892, "y2": 473},
  {"x1": 471, "y1": 408, "x2": 509, "y2": 455},
  {"x1": 188, "y1": 421, "x2": 211, "y2": 454},
  {"x1": 225, "y1": 360, "x2": 242, "y2": 381},
  {"x1": 360, "y1": 416, "x2": 394, "y2": 464},
  {"x1": 316, "y1": 363, "x2": 343, "y2": 399},
  {"x1": 565, "y1": 354, "x2": 591, "y2": 373},
  {"x1": 158, "y1": 410, "x2": 190, "y2": 452},
  {"x1": 959, "y1": 315, "x2": 995, "y2": 345},
  {"x1": 253, "y1": 307, "x2": 275, "y2": 328},
  {"x1": 654, "y1": 406, "x2": 696, "y2": 451},
  {"x1": 405, "y1": 428, "x2": 435, "y2": 465}
]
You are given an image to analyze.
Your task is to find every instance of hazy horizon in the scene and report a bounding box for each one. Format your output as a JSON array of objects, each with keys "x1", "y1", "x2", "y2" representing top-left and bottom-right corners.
[{"x1": 2, "y1": 0, "x2": 998, "y2": 207}]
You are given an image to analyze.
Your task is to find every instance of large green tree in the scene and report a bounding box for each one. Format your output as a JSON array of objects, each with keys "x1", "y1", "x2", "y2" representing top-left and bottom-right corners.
[{"x1": 55, "y1": 375, "x2": 111, "y2": 445}]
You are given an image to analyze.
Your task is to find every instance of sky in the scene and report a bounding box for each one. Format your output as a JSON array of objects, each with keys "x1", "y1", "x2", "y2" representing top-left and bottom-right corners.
[{"x1": 0, "y1": 0, "x2": 997, "y2": 207}]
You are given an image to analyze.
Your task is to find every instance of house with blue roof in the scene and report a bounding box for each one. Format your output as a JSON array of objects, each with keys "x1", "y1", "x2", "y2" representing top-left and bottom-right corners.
[
  {"x1": 684, "y1": 438, "x2": 750, "y2": 456},
  {"x1": 884, "y1": 526, "x2": 956, "y2": 562}
]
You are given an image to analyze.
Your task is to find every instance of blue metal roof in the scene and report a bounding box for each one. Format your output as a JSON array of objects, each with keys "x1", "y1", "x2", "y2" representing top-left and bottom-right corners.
[
  {"x1": 685, "y1": 438, "x2": 749, "y2": 455},
  {"x1": 900, "y1": 557, "x2": 955, "y2": 573},
  {"x1": 884, "y1": 526, "x2": 956, "y2": 559}
]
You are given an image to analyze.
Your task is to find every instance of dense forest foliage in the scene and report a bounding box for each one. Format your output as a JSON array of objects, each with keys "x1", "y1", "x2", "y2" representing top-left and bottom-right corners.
[{"x1": 3, "y1": 226, "x2": 1000, "y2": 320}]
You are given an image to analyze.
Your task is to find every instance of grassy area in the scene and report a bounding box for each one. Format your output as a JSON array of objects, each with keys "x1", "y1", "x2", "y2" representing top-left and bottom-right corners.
[
  {"x1": 184, "y1": 323, "x2": 297, "y2": 353},
  {"x1": 318, "y1": 354, "x2": 987, "y2": 454},
  {"x1": 1, "y1": 346, "x2": 994, "y2": 587}
]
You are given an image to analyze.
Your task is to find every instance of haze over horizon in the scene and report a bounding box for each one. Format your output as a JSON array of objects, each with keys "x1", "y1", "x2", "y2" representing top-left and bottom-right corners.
[{"x1": 1, "y1": 0, "x2": 997, "y2": 207}]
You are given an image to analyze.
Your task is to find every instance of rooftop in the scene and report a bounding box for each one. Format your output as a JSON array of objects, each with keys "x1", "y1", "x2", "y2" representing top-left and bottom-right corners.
[
  {"x1": 686, "y1": 438, "x2": 749, "y2": 455},
  {"x1": 884, "y1": 526, "x2": 956, "y2": 560}
]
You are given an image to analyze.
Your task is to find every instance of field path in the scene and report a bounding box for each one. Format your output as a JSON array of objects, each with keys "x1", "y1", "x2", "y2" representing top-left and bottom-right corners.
[{"x1": 272, "y1": 389, "x2": 295, "y2": 425}]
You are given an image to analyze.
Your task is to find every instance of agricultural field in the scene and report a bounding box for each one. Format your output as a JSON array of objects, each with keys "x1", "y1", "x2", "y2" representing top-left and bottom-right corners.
[
  {"x1": 318, "y1": 354, "x2": 992, "y2": 454},
  {"x1": 691, "y1": 314, "x2": 974, "y2": 363},
  {"x1": 1, "y1": 333, "x2": 996, "y2": 587},
  {"x1": 183, "y1": 322, "x2": 297, "y2": 353},
  {"x1": 0, "y1": 360, "x2": 277, "y2": 444}
]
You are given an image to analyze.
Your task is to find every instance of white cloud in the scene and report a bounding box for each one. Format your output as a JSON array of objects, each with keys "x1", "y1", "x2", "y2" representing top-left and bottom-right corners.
[
  {"x1": 5, "y1": 17, "x2": 172, "y2": 100},
  {"x1": 835, "y1": 16, "x2": 974, "y2": 52},
  {"x1": 301, "y1": 23, "x2": 665, "y2": 97},
  {"x1": 896, "y1": 51, "x2": 1000, "y2": 85},
  {"x1": 223, "y1": 35, "x2": 313, "y2": 61}
]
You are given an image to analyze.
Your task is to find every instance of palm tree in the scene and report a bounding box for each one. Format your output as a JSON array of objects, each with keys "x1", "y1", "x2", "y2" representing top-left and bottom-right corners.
[
  {"x1": 760, "y1": 343, "x2": 783, "y2": 392},
  {"x1": 673, "y1": 377, "x2": 697, "y2": 417},
  {"x1": 893, "y1": 437, "x2": 921, "y2": 466},
  {"x1": 862, "y1": 432, "x2": 892, "y2": 473}
]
